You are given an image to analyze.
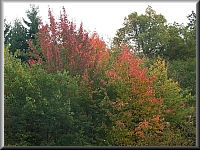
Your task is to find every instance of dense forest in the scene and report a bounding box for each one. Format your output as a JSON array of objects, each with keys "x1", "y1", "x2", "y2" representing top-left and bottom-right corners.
[{"x1": 4, "y1": 5, "x2": 196, "y2": 146}]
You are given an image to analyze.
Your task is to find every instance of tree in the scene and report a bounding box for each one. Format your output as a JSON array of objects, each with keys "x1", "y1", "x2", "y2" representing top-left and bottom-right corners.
[
  {"x1": 163, "y1": 23, "x2": 187, "y2": 60},
  {"x1": 113, "y1": 6, "x2": 168, "y2": 57},
  {"x1": 23, "y1": 5, "x2": 40, "y2": 43},
  {"x1": 4, "y1": 45, "x2": 80, "y2": 146},
  {"x1": 101, "y1": 49, "x2": 195, "y2": 145},
  {"x1": 28, "y1": 7, "x2": 112, "y2": 145},
  {"x1": 113, "y1": 7, "x2": 196, "y2": 60},
  {"x1": 149, "y1": 58, "x2": 195, "y2": 145},
  {"x1": 163, "y1": 12, "x2": 196, "y2": 60},
  {"x1": 5, "y1": 6, "x2": 196, "y2": 146},
  {"x1": 28, "y1": 7, "x2": 109, "y2": 76},
  {"x1": 167, "y1": 58, "x2": 196, "y2": 96},
  {"x1": 184, "y1": 11, "x2": 196, "y2": 58},
  {"x1": 6, "y1": 19, "x2": 29, "y2": 62},
  {"x1": 4, "y1": 5, "x2": 40, "y2": 63},
  {"x1": 186, "y1": 11, "x2": 196, "y2": 35},
  {"x1": 164, "y1": 11, "x2": 196, "y2": 93},
  {"x1": 102, "y1": 45, "x2": 167, "y2": 145},
  {"x1": 4, "y1": 19, "x2": 11, "y2": 45}
]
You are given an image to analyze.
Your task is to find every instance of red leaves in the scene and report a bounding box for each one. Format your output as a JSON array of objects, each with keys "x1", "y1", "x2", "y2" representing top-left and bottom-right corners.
[
  {"x1": 89, "y1": 33, "x2": 109, "y2": 70},
  {"x1": 136, "y1": 131, "x2": 145, "y2": 138},
  {"x1": 134, "y1": 115, "x2": 165, "y2": 139},
  {"x1": 106, "y1": 44, "x2": 158, "y2": 103},
  {"x1": 105, "y1": 70, "x2": 117, "y2": 78},
  {"x1": 104, "y1": 44, "x2": 167, "y2": 142},
  {"x1": 48, "y1": 8, "x2": 57, "y2": 37},
  {"x1": 28, "y1": 59, "x2": 38, "y2": 67},
  {"x1": 151, "y1": 116, "x2": 160, "y2": 122},
  {"x1": 90, "y1": 33, "x2": 106, "y2": 51},
  {"x1": 138, "y1": 120, "x2": 151, "y2": 129},
  {"x1": 28, "y1": 40, "x2": 42, "y2": 67},
  {"x1": 28, "y1": 7, "x2": 109, "y2": 76},
  {"x1": 164, "y1": 109, "x2": 173, "y2": 114}
]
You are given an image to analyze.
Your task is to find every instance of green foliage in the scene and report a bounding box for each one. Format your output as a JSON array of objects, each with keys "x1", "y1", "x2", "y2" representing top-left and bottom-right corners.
[
  {"x1": 113, "y1": 6, "x2": 168, "y2": 57},
  {"x1": 4, "y1": 6, "x2": 196, "y2": 146},
  {"x1": 186, "y1": 11, "x2": 196, "y2": 36},
  {"x1": 4, "y1": 45, "x2": 109, "y2": 146},
  {"x1": 4, "y1": 5, "x2": 40, "y2": 63},
  {"x1": 6, "y1": 19, "x2": 29, "y2": 62},
  {"x1": 149, "y1": 58, "x2": 196, "y2": 145},
  {"x1": 163, "y1": 22, "x2": 196, "y2": 60},
  {"x1": 167, "y1": 58, "x2": 196, "y2": 96},
  {"x1": 4, "y1": 46, "x2": 79, "y2": 146},
  {"x1": 163, "y1": 23, "x2": 187, "y2": 60},
  {"x1": 23, "y1": 5, "x2": 40, "y2": 41},
  {"x1": 101, "y1": 46, "x2": 166, "y2": 146},
  {"x1": 4, "y1": 19, "x2": 11, "y2": 45},
  {"x1": 114, "y1": 7, "x2": 196, "y2": 60}
]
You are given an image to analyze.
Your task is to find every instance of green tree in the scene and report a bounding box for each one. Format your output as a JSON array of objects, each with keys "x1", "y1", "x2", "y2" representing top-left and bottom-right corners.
[
  {"x1": 167, "y1": 58, "x2": 196, "y2": 96},
  {"x1": 4, "y1": 45, "x2": 79, "y2": 146},
  {"x1": 7, "y1": 19, "x2": 29, "y2": 62},
  {"x1": 4, "y1": 5, "x2": 40, "y2": 63},
  {"x1": 4, "y1": 19, "x2": 11, "y2": 45},
  {"x1": 184, "y1": 11, "x2": 196, "y2": 58},
  {"x1": 113, "y1": 6, "x2": 168, "y2": 57},
  {"x1": 114, "y1": 7, "x2": 196, "y2": 60},
  {"x1": 163, "y1": 23, "x2": 187, "y2": 60},
  {"x1": 164, "y1": 11, "x2": 196, "y2": 60},
  {"x1": 23, "y1": 5, "x2": 40, "y2": 43},
  {"x1": 186, "y1": 11, "x2": 196, "y2": 35}
]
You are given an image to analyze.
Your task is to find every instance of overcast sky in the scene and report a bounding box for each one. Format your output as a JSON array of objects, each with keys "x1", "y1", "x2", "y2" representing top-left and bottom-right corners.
[{"x1": 3, "y1": 1, "x2": 197, "y2": 45}]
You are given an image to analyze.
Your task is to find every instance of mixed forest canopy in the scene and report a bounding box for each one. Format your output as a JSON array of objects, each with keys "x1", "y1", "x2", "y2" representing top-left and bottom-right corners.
[{"x1": 4, "y1": 5, "x2": 196, "y2": 146}]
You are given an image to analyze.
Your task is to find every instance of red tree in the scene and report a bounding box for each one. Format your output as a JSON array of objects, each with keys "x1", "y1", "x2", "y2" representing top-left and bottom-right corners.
[
  {"x1": 104, "y1": 45, "x2": 166, "y2": 145},
  {"x1": 28, "y1": 7, "x2": 109, "y2": 76}
]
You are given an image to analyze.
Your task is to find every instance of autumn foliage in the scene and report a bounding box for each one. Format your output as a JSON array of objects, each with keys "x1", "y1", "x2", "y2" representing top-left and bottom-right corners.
[
  {"x1": 4, "y1": 7, "x2": 195, "y2": 146},
  {"x1": 103, "y1": 45, "x2": 166, "y2": 145},
  {"x1": 28, "y1": 7, "x2": 109, "y2": 77}
]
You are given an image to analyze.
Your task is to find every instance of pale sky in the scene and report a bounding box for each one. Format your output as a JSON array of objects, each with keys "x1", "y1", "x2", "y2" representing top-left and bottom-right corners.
[{"x1": 3, "y1": 1, "x2": 197, "y2": 46}]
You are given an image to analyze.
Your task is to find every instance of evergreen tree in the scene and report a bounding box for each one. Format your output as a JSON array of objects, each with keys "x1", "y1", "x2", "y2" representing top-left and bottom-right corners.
[{"x1": 4, "y1": 5, "x2": 40, "y2": 63}]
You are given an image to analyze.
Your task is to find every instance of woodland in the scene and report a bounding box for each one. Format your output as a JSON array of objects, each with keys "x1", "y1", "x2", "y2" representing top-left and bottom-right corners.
[{"x1": 4, "y1": 5, "x2": 196, "y2": 146}]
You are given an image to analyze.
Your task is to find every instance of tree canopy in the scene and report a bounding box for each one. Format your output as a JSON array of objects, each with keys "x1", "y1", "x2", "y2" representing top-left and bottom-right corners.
[{"x1": 4, "y1": 5, "x2": 196, "y2": 146}]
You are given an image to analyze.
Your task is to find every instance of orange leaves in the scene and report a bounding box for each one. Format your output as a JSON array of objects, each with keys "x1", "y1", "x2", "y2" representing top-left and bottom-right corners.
[
  {"x1": 109, "y1": 98, "x2": 126, "y2": 110},
  {"x1": 89, "y1": 33, "x2": 110, "y2": 70},
  {"x1": 135, "y1": 116, "x2": 165, "y2": 139},
  {"x1": 164, "y1": 109, "x2": 173, "y2": 114},
  {"x1": 151, "y1": 115, "x2": 161, "y2": 122},
  {"x1": 106, "y1": 44, "x2": 158, "y2": 105},
  {"x1": 146, "y1": 85, "x2": 154, "y2": 96},
  {"x1": 105, "y1": 70, "x2": 117, "y2": 79},
  {"x1": 104, "y1": 45, "x2": 169, "y2": 144},
  {"x1": 100, "y1": 79, "x2": 107, "y2": 85},
  {"x1": 136, "y1": 131, "x2": 145, "y2": 138},
  {"x1": 150, "y1": 115, "x2": 165, "y2": 132},
  {"x1": 149, "y1": 97, "x2": 163, "y2": 104},
  {"x1": 138, "y1": 120, "x2": 151, "y2": 129},
  {"x1": 127, "y1": 131, "x2": 134, "y2": 136},
  {"x1": 90, "y1": 33, "x2": 106, "y2": 51}
]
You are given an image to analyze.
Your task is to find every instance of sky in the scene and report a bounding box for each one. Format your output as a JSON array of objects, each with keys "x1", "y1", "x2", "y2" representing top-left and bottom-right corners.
[{"x1": 3, "y1": 1, "x2": 197, "y2": 46}]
